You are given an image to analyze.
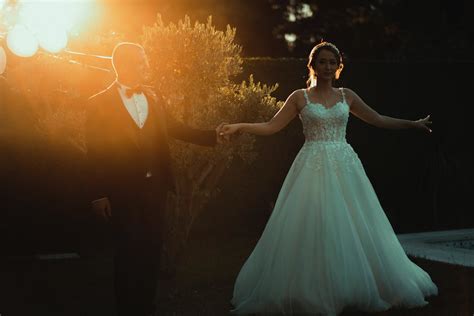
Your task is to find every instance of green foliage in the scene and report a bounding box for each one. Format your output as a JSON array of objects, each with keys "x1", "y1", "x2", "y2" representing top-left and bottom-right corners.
[
  {"x1": 142, "y1": 15, "x2": 283, "y2": 271},
  {"x1": 141, "y1": 14, "x2": 284, "y2": 174},
  {"x1": 142, "y1": 15, "x2": 242, "y2": 107}
]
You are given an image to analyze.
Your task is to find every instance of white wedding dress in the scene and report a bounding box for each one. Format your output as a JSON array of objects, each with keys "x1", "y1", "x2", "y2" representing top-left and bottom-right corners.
[{"x1": 231, "y1": 88, "x2": 438, "y2": 315}]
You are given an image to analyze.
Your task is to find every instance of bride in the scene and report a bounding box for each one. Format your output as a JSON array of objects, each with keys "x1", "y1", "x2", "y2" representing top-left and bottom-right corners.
[{"x1": 220, "y1": 41, "x2": 438, "y2": 315}]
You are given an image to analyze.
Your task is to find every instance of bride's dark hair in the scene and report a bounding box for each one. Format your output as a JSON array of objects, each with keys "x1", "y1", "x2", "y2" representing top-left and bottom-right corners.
[{"x1": 307, "y1": 41, "x2": 344, "y2": 87}]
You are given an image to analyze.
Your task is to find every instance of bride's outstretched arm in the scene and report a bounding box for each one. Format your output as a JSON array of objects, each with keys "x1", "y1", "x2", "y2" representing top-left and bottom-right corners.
[
  {"x1": 345, "y1": 88, "x2": 432, "y2": 133},
  {"x1": 221, "y1": 91, "x2": 300, "y2": 136}
]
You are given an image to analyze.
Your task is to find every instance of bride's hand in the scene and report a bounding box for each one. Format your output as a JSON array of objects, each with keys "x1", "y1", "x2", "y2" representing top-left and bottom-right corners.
[
  {"x1": 413, "y1": 115, "x2": 432, "y2": 133},
  {"x1": 220, "y1": 123, "x2": 241, "y2": 136}
]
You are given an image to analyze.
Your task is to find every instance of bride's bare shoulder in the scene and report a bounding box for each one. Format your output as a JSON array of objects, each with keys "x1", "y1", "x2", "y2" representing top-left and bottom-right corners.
[
  {"x1": 340, "y1": 87, "x2": 360, "y2": 105},
  {"x1": 286, "y1": 89, "x2": 307, "y2": 111}
]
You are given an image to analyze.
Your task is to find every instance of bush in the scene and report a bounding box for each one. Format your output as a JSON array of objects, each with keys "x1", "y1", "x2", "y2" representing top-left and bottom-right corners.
[{"x1": 142, "y1": 15, "x2": 283, "y2": 271}]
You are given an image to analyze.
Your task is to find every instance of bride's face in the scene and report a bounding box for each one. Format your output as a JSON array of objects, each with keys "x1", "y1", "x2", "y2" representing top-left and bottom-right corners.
[{"x1": 313, "y1": 49, "x2": 340, "y2": 80}]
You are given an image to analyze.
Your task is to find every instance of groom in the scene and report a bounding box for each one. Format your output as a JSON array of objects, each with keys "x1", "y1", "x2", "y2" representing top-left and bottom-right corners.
[{"x1": 85, "y1": 42, "x2": 226, "y2": 316}]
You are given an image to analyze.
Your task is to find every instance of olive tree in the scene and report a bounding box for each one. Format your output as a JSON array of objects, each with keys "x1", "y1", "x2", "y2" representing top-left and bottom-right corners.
[{"x1": 142, "y1": 15, "x2": 282, "y2": 272}]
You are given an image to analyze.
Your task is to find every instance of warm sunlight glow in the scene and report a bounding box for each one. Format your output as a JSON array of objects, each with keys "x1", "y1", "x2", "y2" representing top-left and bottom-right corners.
[
  {"x1": 5, "y1": 0, "x2": 96, "y2": 55},
  {"x1": 7, "y1": 24, "x2": 39, "y2": 57},
  {"x1": 19, "y1": 1, "x2": 94, "y2": 33},
  {"x1": 37, "y1": 26, "x2": 68, "y2": 53},
  {"x1": 0, "y1": 46, "x2": 6, "y2": 74}
]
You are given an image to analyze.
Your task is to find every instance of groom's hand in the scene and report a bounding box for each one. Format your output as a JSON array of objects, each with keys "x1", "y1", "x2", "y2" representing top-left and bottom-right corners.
[
  {"x1": 91, "y1": 197, "x2": 112, "y2": 220},
  {"x1": 216, "y1": 122, "x2": 230, "y2": 144}
]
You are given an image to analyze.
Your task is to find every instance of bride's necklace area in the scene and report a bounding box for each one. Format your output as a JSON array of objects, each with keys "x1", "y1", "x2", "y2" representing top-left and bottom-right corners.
[{"x1": 312, "y1": 88, "x2": 335, "y2": 108}]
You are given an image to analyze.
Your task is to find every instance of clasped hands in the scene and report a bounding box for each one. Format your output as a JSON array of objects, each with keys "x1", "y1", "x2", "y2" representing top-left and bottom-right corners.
[{"x1": 216, "y1": 123, "x2": 241, "y2": 144}]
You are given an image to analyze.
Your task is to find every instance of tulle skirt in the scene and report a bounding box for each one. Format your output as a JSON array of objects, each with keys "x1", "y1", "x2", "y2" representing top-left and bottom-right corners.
[{"x1": 231, "y1": 141, "x2": 438, "y2": 315}]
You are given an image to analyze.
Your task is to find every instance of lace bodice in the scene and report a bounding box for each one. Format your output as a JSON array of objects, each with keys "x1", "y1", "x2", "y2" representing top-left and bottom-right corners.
[
  {"x1": 299, "y1": 88, "x2": 349, "y2": 143},
  {"x1": 294, "y1": 87, "x2": 362, "y2": 173}
]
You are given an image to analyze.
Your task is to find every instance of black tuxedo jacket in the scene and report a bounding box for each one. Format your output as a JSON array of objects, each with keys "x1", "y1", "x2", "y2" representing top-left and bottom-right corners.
[{"x1": 85, "y1": 83, "x2": 217, "y2": 202}]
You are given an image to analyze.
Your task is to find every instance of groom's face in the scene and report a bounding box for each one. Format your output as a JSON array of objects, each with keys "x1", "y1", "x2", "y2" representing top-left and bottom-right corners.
[{"x1": 114, "y1": 45, "x2": 150, "y2": 85}]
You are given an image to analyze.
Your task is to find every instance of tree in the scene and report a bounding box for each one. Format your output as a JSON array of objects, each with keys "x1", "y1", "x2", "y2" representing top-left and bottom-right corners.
[
  {"x1": 142, "y1": 15, "x2": 283, "y2": 274},
  {"x1": 268, "y1": 0, "x2": 474, "y2": 60}
]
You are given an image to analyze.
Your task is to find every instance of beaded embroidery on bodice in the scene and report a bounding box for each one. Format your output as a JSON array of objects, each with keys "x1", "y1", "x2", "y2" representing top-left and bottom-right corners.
[{"x1": 299, "y1": 88, "x2": 349, "y2": 143}]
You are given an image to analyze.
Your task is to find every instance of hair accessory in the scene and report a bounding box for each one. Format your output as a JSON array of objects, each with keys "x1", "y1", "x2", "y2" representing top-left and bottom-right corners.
[{"x1": 314, "y1": 41, "x2": 340, "y2": 54}]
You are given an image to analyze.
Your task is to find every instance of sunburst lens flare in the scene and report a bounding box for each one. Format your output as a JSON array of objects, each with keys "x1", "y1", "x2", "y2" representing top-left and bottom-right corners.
[
  {"x1": 38, "y1": 26, "x2": 68, "y2": 53},
  {"x1": 7, "y1": 24, "x2": 39, "y2": 57},
  {"x1": 19, "y1": 1, "x2": 93, "y2": 33},
  {"x1": 5, "y1": 0, "x2": 96, "y2": 56}
]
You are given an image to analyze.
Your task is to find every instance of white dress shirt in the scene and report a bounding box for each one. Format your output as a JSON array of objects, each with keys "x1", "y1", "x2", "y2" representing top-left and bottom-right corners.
[{"x1": 116, "y1": 81, "x2": 149, "y2": 129}]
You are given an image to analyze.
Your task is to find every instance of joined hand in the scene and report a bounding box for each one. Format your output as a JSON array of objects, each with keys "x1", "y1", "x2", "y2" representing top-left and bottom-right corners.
[
  {"x1": 219, "y1": 124, "x2": 241, "y2": 137},
  {"x1": 216, "y1": 123, "x2": 231, "y2": 144}
]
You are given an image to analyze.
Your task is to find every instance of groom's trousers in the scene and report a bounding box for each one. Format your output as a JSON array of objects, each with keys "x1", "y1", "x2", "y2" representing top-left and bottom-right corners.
[{"x1": 110, "y1": 177, "x2": 166, "y2": 316}]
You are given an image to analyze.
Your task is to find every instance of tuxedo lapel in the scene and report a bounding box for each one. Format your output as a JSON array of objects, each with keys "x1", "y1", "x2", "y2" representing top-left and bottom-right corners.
[
  {"x1": 110, "y1": 87, "x2": 138, "y2": 128},
  {"x1": 98, "y1": 84, "x2": 169, "y2": 149},
  {"x1": 103, "y1": 86, "x2": 141, "y2": 148}
]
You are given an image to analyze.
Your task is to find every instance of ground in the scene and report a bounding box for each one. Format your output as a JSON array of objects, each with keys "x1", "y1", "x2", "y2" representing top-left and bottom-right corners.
[{"x1": 0, "y1": 216, "x2": 472, "y2": 316}]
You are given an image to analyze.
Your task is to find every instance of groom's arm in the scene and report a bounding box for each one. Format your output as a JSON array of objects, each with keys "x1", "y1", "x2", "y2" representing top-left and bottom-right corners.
[
  {"x1": 164, "y1": 108, "x2": 218, "y2": 146},
  {"x1": 148, "y1": 92, "x2": 218, "y2": 146}
]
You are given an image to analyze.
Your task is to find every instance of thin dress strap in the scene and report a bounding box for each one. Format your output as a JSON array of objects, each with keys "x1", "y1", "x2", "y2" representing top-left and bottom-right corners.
[
  {"x1": 339, "y1": 87, "x2": 346, "y2": 104},
  {"x1": 303, "y1": 88, "x2": 311, "y2": 105}
]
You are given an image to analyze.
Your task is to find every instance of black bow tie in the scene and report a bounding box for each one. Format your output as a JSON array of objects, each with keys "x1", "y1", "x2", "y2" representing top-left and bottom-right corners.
[{"x1": 124, "y1": 85, "x2": 145, "y2": 98}]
